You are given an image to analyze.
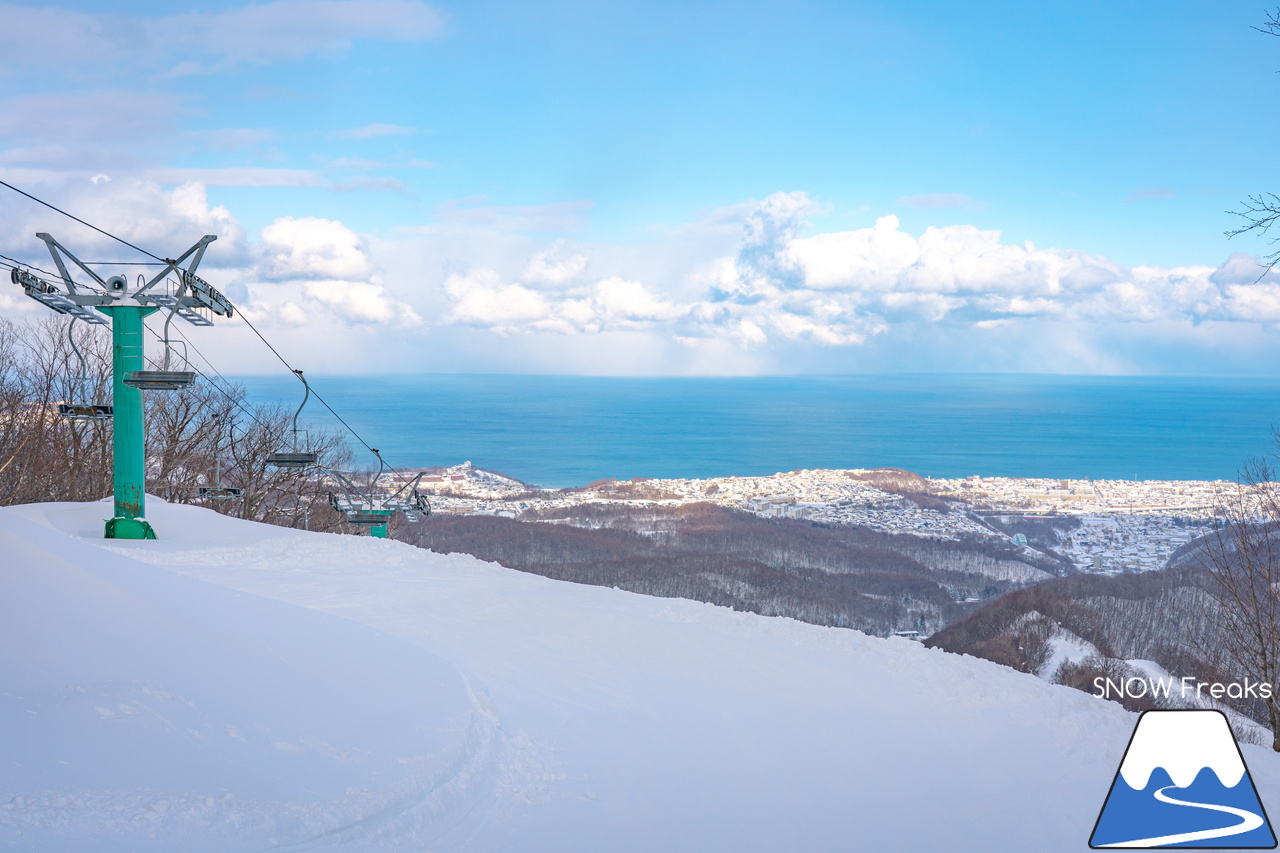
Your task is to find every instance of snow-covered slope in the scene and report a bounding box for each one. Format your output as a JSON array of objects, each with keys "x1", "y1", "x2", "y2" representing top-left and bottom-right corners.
[{"x1": 3, "y1": 499, "x2": 1278, "y2": 852}]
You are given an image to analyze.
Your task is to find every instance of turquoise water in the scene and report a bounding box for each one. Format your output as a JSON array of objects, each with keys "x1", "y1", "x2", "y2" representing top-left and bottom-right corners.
[{"x1": 233, "y1": 374, "x2": 1280, "y2": 488}]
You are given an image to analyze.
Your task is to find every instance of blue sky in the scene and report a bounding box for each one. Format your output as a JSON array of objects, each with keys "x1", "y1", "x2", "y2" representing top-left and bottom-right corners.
[{"x1": 2, "y1": 0, "x2": 1280, "y2": 375}]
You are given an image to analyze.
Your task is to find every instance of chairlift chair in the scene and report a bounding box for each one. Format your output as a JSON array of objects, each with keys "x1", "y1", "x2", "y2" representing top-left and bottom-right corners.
[
  {"x1": 198, "y1": 430, "x2": 244, "y2": 500},
  {"x1": 58, "y1": 403, "x2": 113, "y2": 420},
  {"x1": 326, "y1": 453, "x2": 386, "y2": 523},
  {"x1": 371, "y1": 455, "x2": 433, "y2": 521},
  {"x1": 341, "y1": 510, "x2": 394, "y2": 525},
  {"x1": 267, "y1": 369, "x2": 319, "y2": 468},
  {"x1": 198, "y1": 486, "x2": 244, "y2": 500},
  {"x1": 268, "y1": 452, "x2": 317, "y2": 467},
  {"x1": 326, "y1": 490, "x2": 394, "y2": 524},
  {"x1": 123, "y1": 369, "x2": 196, "y2": 389},
  {"x1": 123, "y1": 273, "x2": 196, "y2": 391},
  {"x1": 402, "y1": 493, "x2": 433, "y2": 523},
  {"x1": 57, "y1": 317, "x2": 113, "y2": 421}
]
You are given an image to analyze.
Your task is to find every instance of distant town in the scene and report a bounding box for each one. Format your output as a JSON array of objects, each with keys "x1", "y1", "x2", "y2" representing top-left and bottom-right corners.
[{"x1": 380, "y1": 462, "x2": 1235, "y2": 575}]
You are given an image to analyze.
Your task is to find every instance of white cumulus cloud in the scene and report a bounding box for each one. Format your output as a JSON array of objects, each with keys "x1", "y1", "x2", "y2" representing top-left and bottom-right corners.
[
  {"x1": 443, "y1": 268, "x2": 683, "y2": 335},
  {"x1": 259, "y1": 217, "x2": 374, "y2": 281},
  {"x1": 0, "y1": 178, "x2": 248, "y2": 268},
  {"x1": 245, "y1": 217, "x2": 419, "y2": 326},
  {"x1": 524, "y1": 240, "x2": 588, "y2": 286},
  {"x1": 304, "y1": 279, "x2": 419, "y2": 325},
  {"x1": 436, "y1": 190, "x2": 1280, "y2": 360},
  {"x1": 445, "y1": 270, "x2": 552, "y2": 333}
]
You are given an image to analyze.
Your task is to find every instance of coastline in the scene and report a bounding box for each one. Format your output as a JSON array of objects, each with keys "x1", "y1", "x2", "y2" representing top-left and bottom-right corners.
[{"x1": 404, "y1": 462, "x2": 1231, "y2": 575}]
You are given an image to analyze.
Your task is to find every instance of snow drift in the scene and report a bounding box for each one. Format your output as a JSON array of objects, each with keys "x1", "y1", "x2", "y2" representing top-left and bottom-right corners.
[{"x1": 2, "y1": 498, "x2": 1279, "y2": 851}]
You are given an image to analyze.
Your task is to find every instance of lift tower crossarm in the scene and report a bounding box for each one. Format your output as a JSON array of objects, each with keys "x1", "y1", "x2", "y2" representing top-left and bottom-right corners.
[
  {"x1": 133, "y1": 235, "x2": 216, "y2": 298},
  {"x1": 36, "y1": 232, "x2": 110, "y2": 294},
  {"x1": 129, "y1": 237, "x2": 233, "y2": 321}
]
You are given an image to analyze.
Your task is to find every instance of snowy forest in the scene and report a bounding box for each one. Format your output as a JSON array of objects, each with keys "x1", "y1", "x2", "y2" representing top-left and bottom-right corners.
[{"x1": 401, "y1": 502, "x2": 1068, "y2": 637}]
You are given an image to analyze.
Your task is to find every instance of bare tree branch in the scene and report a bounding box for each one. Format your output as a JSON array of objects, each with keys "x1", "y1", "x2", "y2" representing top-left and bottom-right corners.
[
  {"x1": 1195, "y1": 451, "x2": 1280, "y2": 749},
  {"x1": 1254, "y1": 8, "x2": 1280, "y2": 38},
  {"x1": 1226, "y1": 10, "x2": 1280, "y2": 270}
]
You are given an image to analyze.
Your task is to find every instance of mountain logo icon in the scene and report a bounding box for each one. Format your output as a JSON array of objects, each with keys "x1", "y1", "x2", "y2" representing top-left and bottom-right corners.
[{"x1": 1090, "y1": 709, "x2": 1277, "y2": 848}]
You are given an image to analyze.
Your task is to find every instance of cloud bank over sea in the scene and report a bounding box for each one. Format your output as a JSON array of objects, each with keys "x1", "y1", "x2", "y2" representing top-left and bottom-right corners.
[{"x1": 2, "y1": 180, "x2": 1277, "y2": 376}]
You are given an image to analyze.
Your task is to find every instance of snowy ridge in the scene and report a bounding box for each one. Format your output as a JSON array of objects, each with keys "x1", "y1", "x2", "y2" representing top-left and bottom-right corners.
[{"x1": 1118, "y1": 711, "x2": 1246, "y2": 790}]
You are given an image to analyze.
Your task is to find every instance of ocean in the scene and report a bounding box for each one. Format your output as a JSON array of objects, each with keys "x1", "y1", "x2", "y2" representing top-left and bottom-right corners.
[{"x1": 233, "y1": 374, "x2": 1280, "y2": 488}]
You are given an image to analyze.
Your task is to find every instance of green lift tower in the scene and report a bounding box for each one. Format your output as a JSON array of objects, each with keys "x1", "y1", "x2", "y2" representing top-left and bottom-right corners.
[{"x1": 10, "y1": 233, "x2": 233, "y2": 539}]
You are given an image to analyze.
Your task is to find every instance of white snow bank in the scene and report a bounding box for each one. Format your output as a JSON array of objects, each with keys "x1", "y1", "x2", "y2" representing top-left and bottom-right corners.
[
  {"x1": 0, "y1": 502, "x2": 487, "y2": 851},
  {"x1": 3, "y1": 499, "x2": 1280, "y2": 851}
]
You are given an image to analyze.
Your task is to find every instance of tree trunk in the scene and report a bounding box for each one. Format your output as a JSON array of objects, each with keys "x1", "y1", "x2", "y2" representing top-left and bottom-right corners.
[{"x1": 1269, "y1": 699, "x2": 1280, "y2": 752}]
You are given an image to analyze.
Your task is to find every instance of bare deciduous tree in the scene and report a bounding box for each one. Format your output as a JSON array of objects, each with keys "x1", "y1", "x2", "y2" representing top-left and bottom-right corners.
[
  {"x1": 0, "y1": 315, "x2": 356, "y2": 534},
  {"x1": 1195, "y1": 454, "x2": 1280, "y2": 750},
  {"x1": 0, "y1": 316, "x2": 113, "y2": 505},
  {"x1": 1227, "y1": 9, "x2": 1280, "y2": 267}
]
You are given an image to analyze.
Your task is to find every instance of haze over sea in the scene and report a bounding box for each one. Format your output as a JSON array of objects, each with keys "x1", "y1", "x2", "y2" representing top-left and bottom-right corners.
[{"x1": 236, "y1": 374, "x2": 1280, "y2": 489}]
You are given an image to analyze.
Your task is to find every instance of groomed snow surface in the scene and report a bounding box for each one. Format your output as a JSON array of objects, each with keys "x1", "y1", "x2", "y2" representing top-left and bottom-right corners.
[{"x1": 3, "y1": 499, "x2": 1279, "y2": 852}]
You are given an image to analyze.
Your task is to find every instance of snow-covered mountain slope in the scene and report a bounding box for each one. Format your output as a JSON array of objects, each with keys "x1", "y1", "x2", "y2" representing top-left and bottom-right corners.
[{"x1": 3, "y1": 499, "x2": 1279, "y2": 852}]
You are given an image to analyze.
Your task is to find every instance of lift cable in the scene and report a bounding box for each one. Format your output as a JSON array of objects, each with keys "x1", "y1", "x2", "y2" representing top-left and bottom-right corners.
[
  {"x1": 233, "y1": 311, "x2": 377, "y2": 456},
  {"x1": 0, "y1": 179, "x2": 164, "y2": 262},
  {"x1": 0, "y1": 253, "x2": 71, "y2": 283},
  {"x1": 139, "y1": 321, "x2": 273, "y2": 434}
]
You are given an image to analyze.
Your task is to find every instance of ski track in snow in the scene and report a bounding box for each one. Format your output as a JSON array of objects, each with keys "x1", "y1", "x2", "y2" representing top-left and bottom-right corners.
[{"x1": 6, "y1": 499, "x2": 1280, "y2": 851}]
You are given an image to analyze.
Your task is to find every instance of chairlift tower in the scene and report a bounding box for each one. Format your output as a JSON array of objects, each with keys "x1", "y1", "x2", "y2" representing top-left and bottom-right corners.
[
  {"x1": 11, "y1": 233, "x2": 233, "y2": 539},
  {"x1": 325, "y1": 450, "x2": 431, "y2": 538}
]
